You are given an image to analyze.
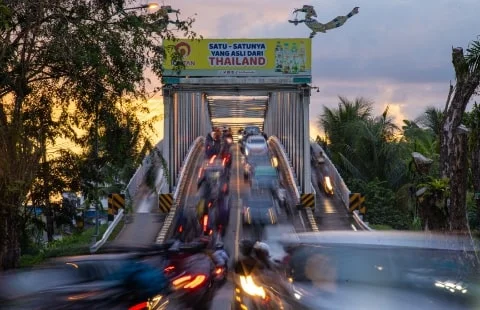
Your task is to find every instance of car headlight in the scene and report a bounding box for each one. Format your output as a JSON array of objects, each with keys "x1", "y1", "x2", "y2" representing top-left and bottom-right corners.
[{"x1": 240, "y1": 275, "x2": 266, "y2": 299}]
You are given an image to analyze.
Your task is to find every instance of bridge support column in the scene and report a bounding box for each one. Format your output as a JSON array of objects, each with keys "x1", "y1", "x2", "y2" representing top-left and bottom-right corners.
[
  {"x1": 301, "y1": 89, "x2": 312, "y2": 194},
  {"x1": 163, "y1": 89, "x2": 174, "y2": 192}
]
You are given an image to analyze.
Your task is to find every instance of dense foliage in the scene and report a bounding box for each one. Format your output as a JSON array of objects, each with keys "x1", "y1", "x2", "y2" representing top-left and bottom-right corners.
[{"x1": 0, "y1": 0, "x2": 198, "y2": 269}]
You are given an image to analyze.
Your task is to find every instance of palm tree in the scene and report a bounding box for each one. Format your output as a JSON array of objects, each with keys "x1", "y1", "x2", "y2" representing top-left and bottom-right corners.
[
  {"x1": 352, "y1": 107, "x2": 407, "y2": 188},
  {"x1": 415, "y1": 107, "x2": 444, "y2": 137},
  {"x1": 318, "y1": 96, "x2": 372, "y2": 155}
]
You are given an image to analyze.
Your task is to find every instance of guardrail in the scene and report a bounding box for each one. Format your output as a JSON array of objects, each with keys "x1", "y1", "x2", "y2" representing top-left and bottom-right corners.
[
  {"x1": 268, "y1": 136, "x2": 301, "y2": 201},
  {"x1": 90, "y1": 141, "x2": 165, "y2": 253},
  {"x1": 269, "y1": 137, "x2": 321, "y2": 232},
  {"x1": 310, "y1": 141, "x2": 373, "y2": 231},
  {"x1": 90, "y1": 209, "x2": 124, "y2": 253},
  {"x1": 156, "y1": 137, "x2": 205, "y2": 244}
]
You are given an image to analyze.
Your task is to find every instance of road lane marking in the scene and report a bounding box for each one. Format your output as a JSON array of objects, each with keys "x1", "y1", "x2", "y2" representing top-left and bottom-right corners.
[{"x1": 234, "y1": 145, "x2": 241, "y2": 261}]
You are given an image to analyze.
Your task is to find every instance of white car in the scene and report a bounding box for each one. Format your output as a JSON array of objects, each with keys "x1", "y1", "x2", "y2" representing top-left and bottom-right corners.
[{"x1": 244, "y1": 135, "x2": 268, "y2": 156}]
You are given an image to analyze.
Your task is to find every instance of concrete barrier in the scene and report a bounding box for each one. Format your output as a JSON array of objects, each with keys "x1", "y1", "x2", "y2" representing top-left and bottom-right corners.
[{"x1": 90, "y1": 209, "x2": 124, "y2": 253}]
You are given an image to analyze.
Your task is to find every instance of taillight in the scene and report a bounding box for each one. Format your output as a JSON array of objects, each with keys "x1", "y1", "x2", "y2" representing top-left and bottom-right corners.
[
  {"x1": 202, "y1": 214, "x2": 208, "y2": 232},
  {"x1": 173, "y1": 274, "x2": 207, "y2": 289},
  {"x1": 129, "y1": 301, "x2": 148, "y2": 310},
  {"x1": 215, "y1": 267, "x2": 224, "y2": 275},
  {"x1": 178, "y1": 225, "x2": 183, "y2": 233},
  {"x1": 184, "y1": 275, "x2": 207, "y2": 289},
  {"x1": 164, "y1": 265, "x2": 175, "y2": 273},
  {"x1": 173, "y1": 275, "x2": 192, "y2": 287}
]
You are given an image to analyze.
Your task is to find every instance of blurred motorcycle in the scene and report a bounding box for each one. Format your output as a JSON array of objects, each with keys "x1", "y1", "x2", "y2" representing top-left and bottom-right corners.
[{"x1": 162, "y1": 241, "x2": 221, "y2": 310}]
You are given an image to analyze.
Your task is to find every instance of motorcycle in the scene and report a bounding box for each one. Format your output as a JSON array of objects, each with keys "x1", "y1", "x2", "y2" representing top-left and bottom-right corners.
[
  {"x1": 231, "y1": 251, "x2": 307, "y2": 310},
  {"x1": 162, "y1": 242, "x2": 222, "y2": 310}
]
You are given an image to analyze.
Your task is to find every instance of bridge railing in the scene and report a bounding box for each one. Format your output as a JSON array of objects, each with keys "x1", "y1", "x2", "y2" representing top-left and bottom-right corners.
[
  {"x1": 90, "y1": 140, "x2": 166, "y2": 253},
  {"x1": 268, "y1": 136, "x2": 301, "y2": 201},
  {"x1": 310, "y1": 141, "x2": 372, "y2": 231},
  {"x1": 156, "y1": 136, "x2": 205, "y2": 244},
  {"x1": 269, "y1": 136, "x2": 322, "y2": 232}
]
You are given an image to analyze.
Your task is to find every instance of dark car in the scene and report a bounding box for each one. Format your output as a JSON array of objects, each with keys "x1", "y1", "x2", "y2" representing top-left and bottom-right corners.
[
  {"x1": 0, "y1": 253, "x2": 170, "y2": 309},
  {"x1": 277, "y1": 231, "x2": 480, "y2": 310},
  {"x1": 243, "y1": 193, "x2": 278, "y2": 226},
  {"x1": 250, "y1": 165, "x2": 280, "y2": 190},
  {"x1": 243, "y1": 154, "x2": 272, "y2": 181}
]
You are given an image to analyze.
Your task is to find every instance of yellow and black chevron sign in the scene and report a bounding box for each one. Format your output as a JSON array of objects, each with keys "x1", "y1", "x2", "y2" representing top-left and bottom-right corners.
[
  {"x1": 108, "y1": 193, "x2": 125, "y2": 220},
  {"x1": 159, "y1": 193, "x2": 173, "y2": 214},
  {"x1": 349, "y1": 193, "x2": 366, "y2": 213},
  {"x1": 301, "y1": 193, "x2": 315, "y2": 209}
]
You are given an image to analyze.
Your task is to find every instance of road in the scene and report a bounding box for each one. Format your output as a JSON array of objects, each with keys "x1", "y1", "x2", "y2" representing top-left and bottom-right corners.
[
  {"x1": 111, "y1": 141, "x2": 351, "y2": 308},
  {"x1": 311, "y1": 159, "x2": 360, "y2": 231},
  {"x1": 112, "y1": 183, "x2": 166, "y2": 247}
]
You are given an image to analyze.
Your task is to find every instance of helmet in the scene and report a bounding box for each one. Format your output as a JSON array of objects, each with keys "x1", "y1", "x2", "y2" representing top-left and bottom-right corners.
[
  {"x1": 253, "y1": 242, "x2": 270, "y2": 260},
  {"x1": 239, "y1": 239, "x2": 255, "y2": 256},
  {"x1": 215, "y1": 242, "x2": 224, "y2": 250}
]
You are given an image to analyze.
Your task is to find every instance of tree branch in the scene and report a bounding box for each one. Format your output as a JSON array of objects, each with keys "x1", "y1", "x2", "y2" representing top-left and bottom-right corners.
[{"x1": 444, "y1": 81, "x2": 454, "y2": 114}]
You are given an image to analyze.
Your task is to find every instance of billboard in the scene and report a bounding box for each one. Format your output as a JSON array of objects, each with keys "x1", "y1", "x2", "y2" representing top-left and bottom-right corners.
[{"x1": 163, "y1": 38, "x2": 311, "y2": 78}]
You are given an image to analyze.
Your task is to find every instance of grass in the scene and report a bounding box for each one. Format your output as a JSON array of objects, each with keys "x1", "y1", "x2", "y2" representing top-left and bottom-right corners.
[
  {"x1": 20, "y1": 224, "x2": 108, "y2": 268},
  {"x1": 107, "y1": 217, "x2": 125, "y2": 241},
  {"x1": 370, "y1": 224, "x2": 394, "y2": 230}
]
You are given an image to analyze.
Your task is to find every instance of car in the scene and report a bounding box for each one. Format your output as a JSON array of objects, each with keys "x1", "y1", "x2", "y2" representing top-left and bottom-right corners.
[
  {"x1": 243, "y1": 135, "x2": 268, "y2": 156},
  {"x1": 243, "y1": 154, "x2": 272, "y2": 181},
  {"x1": 250, "y1": 165, "x2": 280, "y2": 190},
  {"x1": 244, "y1": 135, "x2": 268, "y2": 156},
  {"x1": 0, "y1": 252, "x2": 171, "y2": 309},
  {"x1": 275, "y1": 231, "x2": 480, "y2": 310},
  {"x1": 240, "y1": 126, "x2": 261, "y2": 144},
  {"x1": 243, "y1": 193, "x2": 278, "y2": 226}
]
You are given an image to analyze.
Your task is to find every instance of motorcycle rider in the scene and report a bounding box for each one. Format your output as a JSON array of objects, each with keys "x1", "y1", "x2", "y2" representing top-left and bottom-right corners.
[
  {"x1": 253, "y1": 241, "x2": 274, "y2": 269},
  {"x1": 234, "y1": 239, "x2": 260, "y2": 275},
  {"x1": 105, "y1": 258, "x2": 170, "y2": 302},
  {"x1": 253, "y1": 242, "x2": 294, "y2": 298},
  {"x1": 212, "y1": 242, "x2": 229, "y2": 268}
]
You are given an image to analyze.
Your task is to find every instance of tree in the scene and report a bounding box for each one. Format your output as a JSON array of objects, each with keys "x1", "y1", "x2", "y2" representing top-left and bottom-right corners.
[
  {"x1": 0, "y1": 0, "x2": 198, "y2": 270},
  {"x1": 415, "y1": 107, "x2": 444, "y2": 137},
  {"x1": 440, "y1": 39, "x2": 480, "y2": 231},
  {"x1": 318, "y1": 96, "x2": 372, "y2": 162},
  {"x1": 464, "y1": 103, "x2": 480, "y2": 228},
  {"x1": 319, "y1": 99, "x2": 407, "y2": 189}
]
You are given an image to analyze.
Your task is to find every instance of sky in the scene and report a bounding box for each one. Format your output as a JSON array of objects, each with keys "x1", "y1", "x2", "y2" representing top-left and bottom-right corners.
[{"x1": 142, "y1": 0, "x2": 480, "y2": 138}]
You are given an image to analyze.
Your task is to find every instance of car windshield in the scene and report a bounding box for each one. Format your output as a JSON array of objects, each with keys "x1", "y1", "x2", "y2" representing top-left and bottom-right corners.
[
  {"x1": 245, "y1": 127, "x2": 260, "y2": 134},
  {"x1": 248, "y1": 138, "x2": 265, "y2": 144}
]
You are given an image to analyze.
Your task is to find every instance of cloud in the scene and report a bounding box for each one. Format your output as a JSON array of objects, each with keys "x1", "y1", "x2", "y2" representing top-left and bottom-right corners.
[
  {"x1": 309, "y1": 79, "x2": 450, "y2": 127},
  {"x1": 152, "y1": 0, "x2": 480, "y2": 131}
]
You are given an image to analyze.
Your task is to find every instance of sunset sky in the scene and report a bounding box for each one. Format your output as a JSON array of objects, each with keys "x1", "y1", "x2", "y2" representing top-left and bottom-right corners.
[{"x1": 142, "y1": 0, "x2": 480, "y2": 139}]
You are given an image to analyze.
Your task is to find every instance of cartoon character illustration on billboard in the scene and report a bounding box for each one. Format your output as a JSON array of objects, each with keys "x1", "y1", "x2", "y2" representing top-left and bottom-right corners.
[
  {"x1": 155, "y1": 5, "x2": 182, "y2": 27},
  {"x1": 289, "y1": 5, "x2": 359, "y2": 38}
]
